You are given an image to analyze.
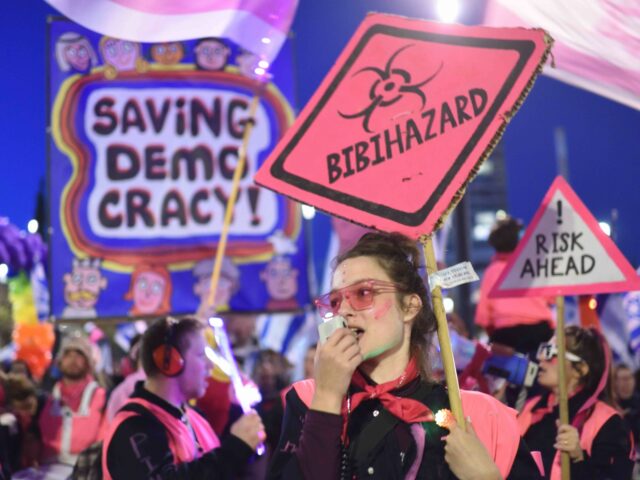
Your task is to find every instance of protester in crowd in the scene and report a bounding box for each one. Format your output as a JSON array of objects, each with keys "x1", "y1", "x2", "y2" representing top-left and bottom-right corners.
[
  {"x1": 39, "y1": 334, "x2": 106, "y2": 466},
  {"x1": 475, "y1": 215, "x2": 554, "y2": 355},
  {"x1": 613, "y1": 363, "x2": 640, "y2": 444},
  {"x1": 3, "y1": 374, "x2": 45, "y2": 470},
  {"x1": 0, "y1": 407, "x2": 15, "y2": 480},
  {"x1": 252, "y1": 349, "x2": 291, "y2": 456},
  {"x1": 7, "y1": 360, "x2": 34, "y2": 381},
  {"x1": 104, "y1": 334, "x2": 145, "y2": 422},
  {"x1": 0, "y1": 372, "x2": 20, "y2": 476},
  {"x1": 270, "y1": 232, "x2": 542, "y2": 479},
  {"x1": 102, "y1": 316, "x2": 265, "y2": 479},
  {"x1": 225, "y1": 313, "x2": 260, "y2": 374},
  {"x1": 519, "y1": 326, "x2": 634, "y2": 478}
]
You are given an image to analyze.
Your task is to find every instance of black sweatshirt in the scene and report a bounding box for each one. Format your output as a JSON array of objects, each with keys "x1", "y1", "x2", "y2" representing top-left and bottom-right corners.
[{"x1": 105, "y1": 382, "x2": 254, "y2": 480}]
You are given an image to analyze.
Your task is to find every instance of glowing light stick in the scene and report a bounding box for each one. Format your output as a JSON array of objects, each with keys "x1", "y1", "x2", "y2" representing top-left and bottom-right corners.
[
  {"x1": 434, "y1": 409, "x2": 454, "y2": 430},
  {"x1": 208, "y1": 317, "x2": 265, "y2": 455}
]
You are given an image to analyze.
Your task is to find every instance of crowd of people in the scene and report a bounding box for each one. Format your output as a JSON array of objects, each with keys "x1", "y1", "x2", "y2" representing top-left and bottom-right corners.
[
  {"x1": 0, "y1": 229, "x2": 637, "y2": 479},
  {"x1": 0, "y1": 321, "x2": 300, "y2": 479}
]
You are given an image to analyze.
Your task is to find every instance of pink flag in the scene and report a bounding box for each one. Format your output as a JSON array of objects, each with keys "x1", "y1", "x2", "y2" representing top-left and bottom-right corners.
[
  {"x1": 44, "y1": 0, "x2": 298, "y2": 63},
  {"x1": 484, "y1": 0, "x2": 640, "y2": 110}
]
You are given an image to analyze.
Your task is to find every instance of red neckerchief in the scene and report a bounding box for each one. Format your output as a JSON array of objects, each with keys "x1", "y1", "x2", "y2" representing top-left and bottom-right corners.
[{"x1": 342, "y1": 358, "x2": 434, "y2": 443}]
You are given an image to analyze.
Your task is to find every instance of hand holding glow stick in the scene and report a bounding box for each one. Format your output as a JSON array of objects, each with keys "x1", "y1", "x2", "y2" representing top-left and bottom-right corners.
[{"x1": 208, "y1": 317, "x2": 265, "y2": 455}]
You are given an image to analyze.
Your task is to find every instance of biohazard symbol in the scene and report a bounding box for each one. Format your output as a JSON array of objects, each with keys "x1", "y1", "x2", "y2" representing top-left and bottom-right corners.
[{"x1": 339, "y1": 44, "x2": 443, "y2": 133}]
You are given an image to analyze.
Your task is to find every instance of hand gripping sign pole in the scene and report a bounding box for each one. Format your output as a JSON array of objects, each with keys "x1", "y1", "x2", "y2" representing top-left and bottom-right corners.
[
  {"x1": 555, "y1": 296, "x2": 571, "y2": 479},
  {"x1": 422, "y1": 235, "x2": 465, "y2": 427},
  {"x1": 206, "y1": 93, "x2": 261, "y2": 310}
]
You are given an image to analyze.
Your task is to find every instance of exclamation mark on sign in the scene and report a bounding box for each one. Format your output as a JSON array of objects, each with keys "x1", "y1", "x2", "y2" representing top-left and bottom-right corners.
[
  {"x1": 556, "y1": 200, "x2": 563, "y2": 225},
  {"x1": 248, "y1": 186, "x2": 261, "y2": 226}
]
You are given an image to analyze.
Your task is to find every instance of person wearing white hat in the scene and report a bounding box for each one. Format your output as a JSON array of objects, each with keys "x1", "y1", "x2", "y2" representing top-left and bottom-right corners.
[{"x1": 38, "y1": 334, "x2": 106, "y2": 466}]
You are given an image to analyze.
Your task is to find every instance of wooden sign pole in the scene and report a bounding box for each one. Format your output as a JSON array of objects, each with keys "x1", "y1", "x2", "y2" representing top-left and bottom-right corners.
[
  {"x1": 421, "y1": 234, "x2": 465, "y2": 428},
  {"x1": 206, "y1": 94, "x2": 260, "y2": 310},
  {"x1": 555, "y1": 295, "x2": 570, "y2": 480}
]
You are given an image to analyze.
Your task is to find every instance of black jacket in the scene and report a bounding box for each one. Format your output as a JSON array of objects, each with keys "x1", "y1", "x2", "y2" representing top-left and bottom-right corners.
[
  {"x1": 269, "y1": 379, "x2": 542, "y2": 479},
  {"x1": 104, "y1": 382, "x2": 254, "y2": 480},
  {"x1": 523, "y1": 390, "x2": 634, "y2": 479}
]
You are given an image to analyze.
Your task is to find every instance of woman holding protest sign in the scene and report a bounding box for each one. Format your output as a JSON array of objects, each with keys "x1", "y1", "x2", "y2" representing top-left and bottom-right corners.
[
  {"x1": 269, "y1": 232, "x2": 542, "y2": 479},
  {"x1": 518, "y1": 326, "x2": 634, "y2": 479}
]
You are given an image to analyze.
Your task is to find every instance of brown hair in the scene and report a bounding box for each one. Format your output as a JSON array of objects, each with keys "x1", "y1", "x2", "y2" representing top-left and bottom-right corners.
[
  {"x1": 4, "y1": 374, "x2": 37, "y2": 403},
  {"x1": 140, "y1": 317, "x2": 203, "y2": 377},
  {"x1": 335, "y1": 231, "x2": 436, "y2": 379},
  {"x1": 252, "y1": 349, "x2": 293, "y2": 391},
  {"x1": 488, "y1": 216, "x2": 523, "y2": 253},
  {"x1": 565, "y1": 326, "x2": 613, "y2": 405}
]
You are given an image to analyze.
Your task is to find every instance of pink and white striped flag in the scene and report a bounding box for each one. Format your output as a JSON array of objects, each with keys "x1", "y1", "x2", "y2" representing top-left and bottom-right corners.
[
  {"x1": 484, "y1": 0, "x2": 640, "y2": 110},
  {"x1": 44, "y1": 0, "x2": 298, "y2": 63}
]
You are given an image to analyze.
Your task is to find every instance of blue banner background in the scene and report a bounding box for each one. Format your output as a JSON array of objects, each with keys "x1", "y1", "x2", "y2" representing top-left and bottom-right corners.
[{"x1": 48, "y1": 18, "x2": 309, "y2": 319}]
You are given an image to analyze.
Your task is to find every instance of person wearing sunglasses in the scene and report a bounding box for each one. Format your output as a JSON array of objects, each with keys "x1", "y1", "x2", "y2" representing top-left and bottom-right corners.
[
  {"x1": 518, "y1": 326, "x2": 634, "y2": 479},
  {"x1": 269, "y1": 232, "x2": 542, "y2": 479}
]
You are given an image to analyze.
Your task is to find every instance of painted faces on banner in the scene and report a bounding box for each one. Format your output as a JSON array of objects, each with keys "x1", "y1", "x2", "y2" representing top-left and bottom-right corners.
[
  {"x1": 62, "y1": 258, "x2": 107, "y2": 319},
  {"x1": 262, "y1": 256, "x2": 299, "y2": 309},
  {"x1": 192, "y1": 257, "x2": 240, "y2": 317},
  {"x1": 261, "y1": 231, "x2": 299, "y2": 310},
  {"x1": 49, "y1": 21, "x2": 304, "y2": 318},
  {"x1": 55, "y1": 32, "x2": 98, "y2": 73},
  {"x1": 236, "y1": 49, "x2": 262, "y2": 78},
  {"x1": 195, "y1": 38, "x2": 230, "y2": 71},
  {"x1": 150, "y1": 42, "x2": 185, "y2": 66},
  {"x1": 125, "y1": 264, "x2": 172, "y2": 316},
  {"x1": 99, "y1": 36, "x2": 147, "y2": 79}
]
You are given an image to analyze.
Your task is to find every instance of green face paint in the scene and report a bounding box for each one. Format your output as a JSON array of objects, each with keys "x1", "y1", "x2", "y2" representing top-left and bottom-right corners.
[{"x1": 363, "y1": 342, "x2": 396, "y2": 361}]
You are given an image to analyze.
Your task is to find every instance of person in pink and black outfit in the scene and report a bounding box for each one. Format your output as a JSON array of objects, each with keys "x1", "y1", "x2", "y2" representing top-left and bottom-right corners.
[
  {"x1": 38, "y1": 335, "x2": 105, "y2": 467},
  {"x1": 102, "y1": 316, "x2": 265, "y2": 479},
  {"x1": 269, "y1": 232, "x2": 542, "y2": 479},
  {"x1": 519, "y1": 326, "x2": 634, "y2": 479}
]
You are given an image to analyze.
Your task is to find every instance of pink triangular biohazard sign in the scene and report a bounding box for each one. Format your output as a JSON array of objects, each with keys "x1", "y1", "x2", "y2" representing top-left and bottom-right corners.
[
  {"x1": 491, "y1": 177, "x2": 640, "y2": 298},
  {"x1": 255, "y1": 13, "x2": 552, "y2": 238}
]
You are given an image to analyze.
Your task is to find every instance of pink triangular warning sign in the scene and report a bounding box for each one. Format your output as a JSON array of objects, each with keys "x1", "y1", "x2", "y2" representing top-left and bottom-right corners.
[
  {"x1": 491, "y1": 177, "x2": 640, "y2": 298},
  {"x1": 255, "y1": 14, "x2": 552, "y2": 238}
]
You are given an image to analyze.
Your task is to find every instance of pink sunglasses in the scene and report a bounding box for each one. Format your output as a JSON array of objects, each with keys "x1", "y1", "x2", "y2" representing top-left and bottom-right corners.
[{"x1": 314, "y1": 279, "x2": 401, "y2": 317}]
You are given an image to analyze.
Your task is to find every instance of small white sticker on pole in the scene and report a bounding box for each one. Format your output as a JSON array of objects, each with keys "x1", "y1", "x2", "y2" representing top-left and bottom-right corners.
[{"x1": 429, "y1": 262, "x2": 479, "y2": 291}]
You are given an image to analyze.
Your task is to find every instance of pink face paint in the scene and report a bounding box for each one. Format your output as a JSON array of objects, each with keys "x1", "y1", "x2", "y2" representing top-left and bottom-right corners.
[{"x1": 373, "y1": 299, "x2": 392, "y2": 319}]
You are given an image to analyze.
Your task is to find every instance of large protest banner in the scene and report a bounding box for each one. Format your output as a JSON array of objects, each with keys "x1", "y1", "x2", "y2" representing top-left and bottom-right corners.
[{"x1": 48, "y1": 18, "x2": 309, "y2": 320}]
